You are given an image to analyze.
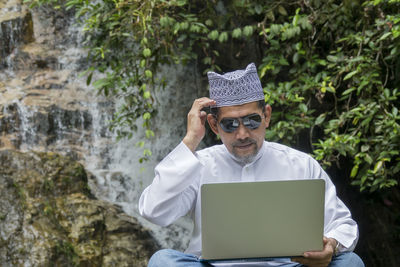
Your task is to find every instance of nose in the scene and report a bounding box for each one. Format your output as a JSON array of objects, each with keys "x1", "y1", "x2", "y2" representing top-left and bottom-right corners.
[{"x1": 235, "y1": 122, "x2": 250, "y2": 140}]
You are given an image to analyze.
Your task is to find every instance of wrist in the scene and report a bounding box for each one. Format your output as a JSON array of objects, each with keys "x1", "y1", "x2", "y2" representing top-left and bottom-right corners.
[
  {"x1": 328, "y1": 238, "x2": 340, "y2": 256},
  {"x1": 333, "y1": 240, "x2": 340, "y2": 256},
  {"x1": 183, "y1": 135, "x2": 201, "y2": 153},
  {"x1": 326, "y1": 238, "x2": 337, "y2": 252}
]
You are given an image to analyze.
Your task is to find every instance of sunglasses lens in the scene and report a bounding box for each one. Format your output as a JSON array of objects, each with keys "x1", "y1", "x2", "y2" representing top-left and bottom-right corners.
[
  {"x1": 220, "y1": 118, "x2": 238, "y2": 133},
  {"x1": 244, "y1": 114, "x2": 262, "y2": 129},
  {"x1": 219, "y1": 114, "x2": 262, "y2": 133}
]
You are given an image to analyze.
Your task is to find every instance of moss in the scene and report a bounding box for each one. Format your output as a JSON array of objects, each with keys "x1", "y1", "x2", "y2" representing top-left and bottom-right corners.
[
  {"x1": 42, "y1": 177, "x2": 55, "y2": 193},
  {"x1": 73, "y1": 164, "x2": 86, "y2": 178},
  {"x1": 12, "y1": 182, "x2": 27, "y2": 207},
  {"x1": 53, "y1": 239, "x2": 79, "y2": 267},
  {"x1": 43, "y1": 200, "x2": 55, "y2": 216}
]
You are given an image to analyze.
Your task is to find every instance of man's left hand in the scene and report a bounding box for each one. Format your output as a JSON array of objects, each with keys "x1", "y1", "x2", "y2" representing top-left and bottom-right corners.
[{"x1": 291, "y1": 237, "x2": 337, "y2": 267}]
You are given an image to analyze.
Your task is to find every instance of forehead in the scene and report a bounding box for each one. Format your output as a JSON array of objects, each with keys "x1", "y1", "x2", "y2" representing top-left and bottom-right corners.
[{"x1": 218, "y1": 101, "x2": 261, "y2": 118}]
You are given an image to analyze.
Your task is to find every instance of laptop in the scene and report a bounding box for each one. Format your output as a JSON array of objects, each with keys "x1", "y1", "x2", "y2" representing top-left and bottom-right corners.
[{"x1": 200, "y1": 179, "x2": 325, "y2": 262}]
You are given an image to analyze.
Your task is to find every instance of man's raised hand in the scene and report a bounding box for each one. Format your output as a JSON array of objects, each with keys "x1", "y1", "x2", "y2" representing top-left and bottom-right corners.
[{"x1": 183, "y1": 97, "x2": 216, "y2": 152}]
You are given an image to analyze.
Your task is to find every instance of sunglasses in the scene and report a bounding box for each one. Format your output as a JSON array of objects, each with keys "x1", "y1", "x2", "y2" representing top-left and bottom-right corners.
[{"x1": 217, "y1": 113, "x2": 263, "y2": 133}]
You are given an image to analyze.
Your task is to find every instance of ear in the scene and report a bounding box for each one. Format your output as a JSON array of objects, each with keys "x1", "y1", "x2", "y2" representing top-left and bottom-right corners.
[
  {"x1": 207, "y1": 114, "x2": 219, "y2": 135},
  {"x1": 264, "y1": 104, "x2": 272, "y2": 128}
]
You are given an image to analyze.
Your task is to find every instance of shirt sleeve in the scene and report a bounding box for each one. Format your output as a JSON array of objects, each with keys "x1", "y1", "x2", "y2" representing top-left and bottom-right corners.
[
  {"x1": 138, "y1": 142, "x2": 203, "y2": 226},
  {"x1": 312, "y1": 159, "x2": 359, "y2": 252}
]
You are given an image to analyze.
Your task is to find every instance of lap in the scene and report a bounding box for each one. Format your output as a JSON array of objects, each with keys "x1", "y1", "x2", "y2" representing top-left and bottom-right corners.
[
  {"x1": 148, "y1": 249, "x2": 212, "y2": 267},
  {"x1": 147, "y1": 249, "x2": 364, "y2": 267}
]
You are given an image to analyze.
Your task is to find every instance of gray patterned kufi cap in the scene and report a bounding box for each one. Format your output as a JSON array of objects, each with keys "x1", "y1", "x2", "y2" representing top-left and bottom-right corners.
[{"x1": 207, "y1": 63, "x2": 264, "y2": 107}]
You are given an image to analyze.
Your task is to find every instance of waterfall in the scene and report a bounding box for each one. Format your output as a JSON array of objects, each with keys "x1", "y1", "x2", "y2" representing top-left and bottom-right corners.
[{"x1": 0, "y1": 2, "x2": 205, "y2": 250}]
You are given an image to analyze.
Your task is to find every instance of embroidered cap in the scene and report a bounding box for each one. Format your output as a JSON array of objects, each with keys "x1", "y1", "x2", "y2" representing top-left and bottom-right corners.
[{"x1": 207, "y1": 63, "x2": 264, "y2": 107}]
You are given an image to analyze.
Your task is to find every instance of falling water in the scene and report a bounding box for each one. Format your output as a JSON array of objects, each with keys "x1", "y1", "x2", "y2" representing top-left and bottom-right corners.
[{"x1": 0, "y1": 1, "x2": 206, "y2": 250}]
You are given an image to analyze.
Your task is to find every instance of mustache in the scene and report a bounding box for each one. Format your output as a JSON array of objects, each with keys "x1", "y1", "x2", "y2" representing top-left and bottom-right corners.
[{"x1": 232, "y1": 138, "x2": 256, "y2": 147}]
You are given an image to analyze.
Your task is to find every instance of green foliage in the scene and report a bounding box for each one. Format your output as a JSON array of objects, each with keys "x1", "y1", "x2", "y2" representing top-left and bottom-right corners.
[
  {"x1": 25, "y1": 0, "x2": 400, "y2": 192},
  {"x1": 259, "y1": 0, "x2": 400, "y2": 192}
]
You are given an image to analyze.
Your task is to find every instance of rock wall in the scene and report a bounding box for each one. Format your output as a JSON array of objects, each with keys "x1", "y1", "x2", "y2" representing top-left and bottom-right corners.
[
  {"x1": 0, "y1": 0, "x2": 196, "y2": 253},
  {"x1": 0, "y1": 149, "x2": 159, "y2": 266},
  {"x1": 0, "y1": 0, "x2": 34, "y2": 67}
]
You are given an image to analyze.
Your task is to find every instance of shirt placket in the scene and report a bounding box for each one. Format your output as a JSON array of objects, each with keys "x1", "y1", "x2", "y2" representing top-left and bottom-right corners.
[{"x1": 241, "y1": 163, "x2": 255, "y2": 181}]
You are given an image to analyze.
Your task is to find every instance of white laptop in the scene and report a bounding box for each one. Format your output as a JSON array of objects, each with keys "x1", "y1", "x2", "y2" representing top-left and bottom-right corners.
[{"x1": 200, "y1": 179, "x2": 325, "y2": 262}]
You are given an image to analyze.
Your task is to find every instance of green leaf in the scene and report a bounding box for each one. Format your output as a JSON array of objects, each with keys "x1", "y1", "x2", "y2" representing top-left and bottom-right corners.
[
  {"x1": 143, "y1": 112, "x2": 151, "y2": 120},
  {"x1": 343, "y1": 70, "x2": 358, "y2": 81},
  {"x1": 299, "y1": 103, "x2": 308, "y2": 113},
  {"x1": 378, "y1": 32, "x2": 392, "y2": 41},
  {"x1": 342, "y1": 87, "x2": 356, "y2": 96},
  {"x1": 232, "y1": 28, "x2": 242, "y2": 39},
  {"x1": 93, "y1": 78, "x2": 109, "y2": 89},
  {"x1": 160, "y1": 16, "x2": 170, "y2": 27},
  {"x1": 243, "y1": 25, "x2": 254, "y2": 37},
  {"x1": 218, "y1": 32, "x2": 228, "y2": 43},
  {"x1": 361, "y1": 145, "x2": 370, "y2": 152},
  {"x1": 208, "y1": 30, "x2": 219, "y2": 40},
  {"x1": 327, "y1": 55, "x2": 338, "y2": 62},
  {"x1": 350, "y1": 165, "x2": 359, "y2": 178},
  {"x1": 278, "y1": 6, "x2": 288, "y2": 16},
  {"x1": 143, "y1": 148, "x2": 152, "y2": 156},
  {"x1": 143, "y1": 91, "x2": 151, "y2": 99},
  {"x1": 86, "y1": 72, "x2": 93, "y2": 86},
  {"x1": 315, "y1": 114, "x2": 326, "y2": 125},
  {"x1": 393, "y1": 107, "x2": 398, "y2": 116},
  {"x1": 143, "y1": 48, "x2": 152, "y2": 58},
  {"x1": 293, "y1": 53, "x2": 299, "y2": 63},
  {"x1": 136, "y1": 141, "x2": 145, "y2": 148},
  {"x1": 145, "y1": 70, "x2": 153, "y2": 78},
  {"x1": 373, "y1": 161, "x2": 383, "y2": 173},
  {"x1": 145, "y1": 130, "x2": 155, "y2": 139},
  {"x1": 180, "y1": 21, "x2": 189, "y2": 30},
  {"x1": 270, "y1": 24, "x2": 281, "y2": 35}
]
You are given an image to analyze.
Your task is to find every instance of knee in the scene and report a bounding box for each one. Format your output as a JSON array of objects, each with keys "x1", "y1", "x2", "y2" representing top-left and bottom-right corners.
[
  {"x1": 334, "y1": 252, "x2": 365, "y2": 267},
  {"x1": 148, "y1": 249, "x2": 177, "y2": 267},
  {"x1": 349, "y1": 252, "x2": 365, "y2": 267}
]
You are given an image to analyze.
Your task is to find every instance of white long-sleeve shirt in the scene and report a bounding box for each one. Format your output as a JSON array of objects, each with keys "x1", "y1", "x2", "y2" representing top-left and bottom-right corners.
[{"x1": 138, "y1": 141, "x2": 359, "y2": 265}]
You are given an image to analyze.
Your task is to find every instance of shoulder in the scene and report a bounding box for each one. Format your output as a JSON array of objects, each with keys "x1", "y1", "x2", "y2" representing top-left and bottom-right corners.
[
  {"x1": 262, "y1": 142, "x2": 327, "y2": 178},
  {"x1": 263, "y1": 141, "x2": 308, "y2": 156},
  {"x1": 263, "y1": 141, "x2": 318, "y2": 164}
]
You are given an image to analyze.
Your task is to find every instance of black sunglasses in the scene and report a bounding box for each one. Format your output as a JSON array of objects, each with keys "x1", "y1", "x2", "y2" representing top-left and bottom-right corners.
[{"x1": 217, "y1": 113, "x2": 263, "y2": 133}]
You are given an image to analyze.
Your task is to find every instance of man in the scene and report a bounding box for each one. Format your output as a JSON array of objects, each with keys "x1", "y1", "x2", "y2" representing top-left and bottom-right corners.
[{"x1": 138, "y1": 63, "x2": 364, "y2": 267}]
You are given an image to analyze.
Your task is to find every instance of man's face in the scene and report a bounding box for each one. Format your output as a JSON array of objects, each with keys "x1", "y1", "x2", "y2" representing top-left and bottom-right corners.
[{"x1": 207, "y1": 101, "x2": 272, "y2": 164}]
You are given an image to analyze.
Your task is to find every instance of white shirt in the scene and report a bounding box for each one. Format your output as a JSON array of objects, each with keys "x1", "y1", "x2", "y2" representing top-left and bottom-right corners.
[{"x1": 138, "y1": 141, "x2": 359, "y2": 266}]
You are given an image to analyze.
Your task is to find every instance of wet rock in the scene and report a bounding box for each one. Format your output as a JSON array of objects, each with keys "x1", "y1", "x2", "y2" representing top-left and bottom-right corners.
[
  {"x1": 0, "y1": 0, "x2": 34, "y2": 68},
  {"x1": 0, "y1": 150, "x2": 159, "y2": 266},
  {"x1": 0, "y1": 101, "x2": 93, "y2": 152}
]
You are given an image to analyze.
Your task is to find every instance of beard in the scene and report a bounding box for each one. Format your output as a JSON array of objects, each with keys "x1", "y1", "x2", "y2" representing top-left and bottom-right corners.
[{"x1": 231, "y1": 138, "x2": 259, "y2": 165}]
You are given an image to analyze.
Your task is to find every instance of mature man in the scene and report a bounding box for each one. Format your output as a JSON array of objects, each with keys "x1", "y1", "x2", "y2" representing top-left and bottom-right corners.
[{"x1": 138, "y1": 63, "x2": 364, "y2": 267}]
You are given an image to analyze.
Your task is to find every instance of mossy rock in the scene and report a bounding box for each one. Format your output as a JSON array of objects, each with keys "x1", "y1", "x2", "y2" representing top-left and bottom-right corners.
[{"x1": 0, "y1": 149, "x2": 158, "y2": 267}]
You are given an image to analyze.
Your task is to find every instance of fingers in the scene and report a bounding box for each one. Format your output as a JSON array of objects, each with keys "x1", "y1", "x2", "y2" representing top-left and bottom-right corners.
[
  {"x1": 183, "y1": 98, "x2": 216, "y2": 152},
  {"x1": 291, "y1": 237, "x2": 335, "y2": 267},
  {"x1": 190, "y1": 97, "x2": 216, "y2": 113},
  {"x1": 187, "y1": 98, "x2": 215, "y2": 126},
  {"x1": 291, "y1": 255, "x2": 328, "y2": 267}
]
